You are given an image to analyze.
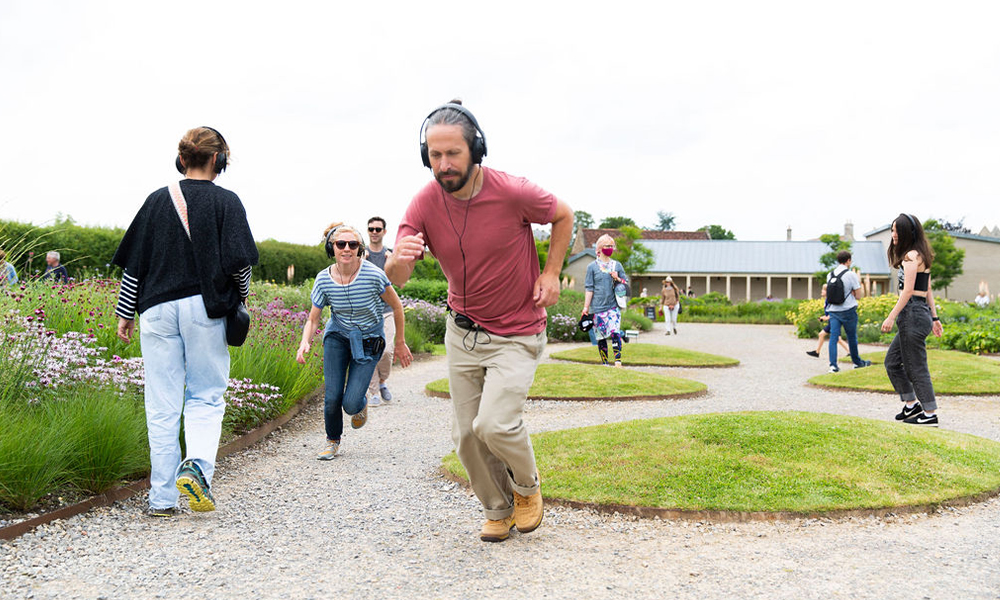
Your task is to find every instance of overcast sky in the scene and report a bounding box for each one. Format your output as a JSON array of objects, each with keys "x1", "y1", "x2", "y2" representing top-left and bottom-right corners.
[{"x1": 2, "y1": 1, "x2": 997, "y2": 249}]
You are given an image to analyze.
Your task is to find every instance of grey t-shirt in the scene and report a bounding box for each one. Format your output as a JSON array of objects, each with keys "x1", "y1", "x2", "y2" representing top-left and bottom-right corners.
[
  {"x1": 827, "y1": 265, "x2": 861, "y2": 312},
  {"x1": 366, "y1": 247, "x2": 393, "y2": 314},
  {"x1": 585, "y1": 259, "x2": 627, "y2": 313}
]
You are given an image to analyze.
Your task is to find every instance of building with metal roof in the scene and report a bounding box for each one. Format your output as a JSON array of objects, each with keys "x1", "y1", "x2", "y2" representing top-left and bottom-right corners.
[
  {"x1": 865, "y1": 223, "x2": 1000, "y2": 302},
  {"x1": 564, "y1": 239, "x2": 891, "y2": 302}
]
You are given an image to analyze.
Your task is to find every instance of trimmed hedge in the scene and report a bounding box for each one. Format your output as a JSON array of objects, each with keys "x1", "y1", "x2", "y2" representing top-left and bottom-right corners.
[{"x1": 255, "y1": 239, "x2": 329, "y2": 285}]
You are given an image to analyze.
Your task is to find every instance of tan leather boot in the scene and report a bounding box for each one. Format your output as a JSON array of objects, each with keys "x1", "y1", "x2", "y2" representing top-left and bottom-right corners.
[
  {"x1": 513, "y1": 475, "x2": 543, "y2": 534},
  {"x1": 480, "y1": 515, "x2": 516, "y2": 543}
]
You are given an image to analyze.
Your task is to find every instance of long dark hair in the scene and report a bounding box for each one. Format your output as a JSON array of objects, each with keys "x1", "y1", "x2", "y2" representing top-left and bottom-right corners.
[{"x1": 887, "y1": 213, "x2": 934, "y2": 269}]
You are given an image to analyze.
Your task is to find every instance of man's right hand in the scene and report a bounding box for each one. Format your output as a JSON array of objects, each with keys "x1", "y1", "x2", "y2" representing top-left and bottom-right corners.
[
  {"x1": 393, "y1": 232, "x2": 424, "y2": 264},
  {"x1": 386, "y1": 232, "x2": 424, "y2": 286}
]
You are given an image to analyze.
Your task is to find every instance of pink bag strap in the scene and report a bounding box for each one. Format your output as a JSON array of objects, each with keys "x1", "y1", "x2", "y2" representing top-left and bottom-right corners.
[{"x1": 167, "y1": 181, "x2": 191, "y2": 240}]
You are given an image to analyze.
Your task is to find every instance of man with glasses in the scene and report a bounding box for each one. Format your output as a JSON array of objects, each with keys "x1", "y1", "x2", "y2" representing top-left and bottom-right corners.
[{"x1": 365, "y1": 217, "x2": 395, "y2": 406}]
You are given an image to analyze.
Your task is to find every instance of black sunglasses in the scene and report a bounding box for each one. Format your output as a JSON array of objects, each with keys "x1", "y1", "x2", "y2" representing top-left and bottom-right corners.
[
  {"x1": 368, "y1": 227, "x2": 383, "y2": 233},
  {"x1": 334, "y1": 240, "x2": 360, "y2": 250}
]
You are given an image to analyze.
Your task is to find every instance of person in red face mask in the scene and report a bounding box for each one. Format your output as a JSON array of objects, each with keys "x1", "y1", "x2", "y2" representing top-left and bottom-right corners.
[{"x1": 582, "y1": 234, "x2": 628, "y2": 366}]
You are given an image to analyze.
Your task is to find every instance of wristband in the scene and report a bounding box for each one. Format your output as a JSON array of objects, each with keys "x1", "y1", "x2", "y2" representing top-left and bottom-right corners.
[{"x1": 932, "y1": 317, "x2": 940, "y2": 322}]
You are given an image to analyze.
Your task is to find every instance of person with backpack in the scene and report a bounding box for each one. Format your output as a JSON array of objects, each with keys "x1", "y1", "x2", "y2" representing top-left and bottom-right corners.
[
  {"x1": 825, "y1": 250, "x2": 872, "y2": 373},
  {"x1": 582, "y1": 234, "x2": 628, "y2": 367}
]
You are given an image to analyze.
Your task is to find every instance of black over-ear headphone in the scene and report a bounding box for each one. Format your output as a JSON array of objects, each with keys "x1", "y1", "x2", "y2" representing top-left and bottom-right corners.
[
  {"x1": 903, "y1": 214, "x2": 917, "y2": 230},
  {"x1": 325, "y1": 227, "x2": 366, "y2": 259},
  {"x1": 175, "y1": 126, "x2": 229, "y2": 175},
  {"x1": 419, "y1": 103, "x2": 487, "y2": 168}
]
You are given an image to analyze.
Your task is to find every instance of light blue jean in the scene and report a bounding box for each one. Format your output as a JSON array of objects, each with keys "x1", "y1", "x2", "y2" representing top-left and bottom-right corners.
[{"x1": 139, "y1": 295, "x2": 229, "y2": 509}]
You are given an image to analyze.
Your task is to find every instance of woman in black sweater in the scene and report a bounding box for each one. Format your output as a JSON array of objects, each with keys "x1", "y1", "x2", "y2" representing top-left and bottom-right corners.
[{"x1": 113, "y1": 127, "x2": 258, "y2": 517}]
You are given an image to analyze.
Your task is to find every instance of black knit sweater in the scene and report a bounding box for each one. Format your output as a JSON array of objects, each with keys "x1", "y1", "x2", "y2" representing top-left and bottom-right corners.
[{"x1": 112, "y1": 179, "x2": 258, "y2": 318}]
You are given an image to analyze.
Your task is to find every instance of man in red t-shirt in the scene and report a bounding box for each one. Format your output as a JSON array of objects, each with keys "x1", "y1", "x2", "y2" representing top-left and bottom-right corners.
[{"x1": 387, "y1": 101, "x2": 573, "y2": 543}]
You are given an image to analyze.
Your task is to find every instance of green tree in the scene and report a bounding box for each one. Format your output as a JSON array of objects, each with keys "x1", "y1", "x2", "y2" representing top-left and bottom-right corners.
[
  {"x1": 698, "y1": 224, "x2": 736, "y2": 240},
  {"x1": 813, "y1": 233, "x2": 852, "y2": 284},
  {"x1": 573, "y1": 210, "x2": 594, "y2": 230},
  {"x1": 599, "y1": 216, "x2": 637, "y2": 228},
  {"x1": 652, "y1": 211, "x2": 676, "y2": 231},
  {"x1": 923, "y1": 219, "x2": 965, "y2": 291},
  {"x1": 612, "y1": 225, "x2": 654, "y2": 281}
]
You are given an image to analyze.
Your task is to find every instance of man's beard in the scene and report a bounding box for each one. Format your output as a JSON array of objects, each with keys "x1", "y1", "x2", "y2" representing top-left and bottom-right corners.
[{"x1": 435, "y1": 164, "x2": 474, "y2": 194}]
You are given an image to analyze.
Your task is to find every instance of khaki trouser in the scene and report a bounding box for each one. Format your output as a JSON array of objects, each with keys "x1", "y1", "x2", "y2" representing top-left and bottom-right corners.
[
  {"x1": 445, "y1": 314, "x2": 544, "y2": 520},
  {"x1": 367, "y1": 313, "x2": 395, "y2": 399}
]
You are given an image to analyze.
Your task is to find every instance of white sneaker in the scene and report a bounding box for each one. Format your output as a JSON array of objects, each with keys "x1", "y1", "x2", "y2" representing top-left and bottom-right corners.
[{"x1": 368, "y1": 395, "x2": 382, "y2": 407}]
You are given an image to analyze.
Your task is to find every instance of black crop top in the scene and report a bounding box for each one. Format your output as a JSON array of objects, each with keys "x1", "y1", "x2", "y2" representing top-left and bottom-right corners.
[{"x1": 897, "y1": 267, "x2": 930, "y2": 292}]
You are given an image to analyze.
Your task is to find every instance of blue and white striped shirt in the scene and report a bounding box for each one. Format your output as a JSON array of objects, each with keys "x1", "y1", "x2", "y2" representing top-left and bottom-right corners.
[{"x1": 311, "y1": 261, "x2": 391, "y2": 332}]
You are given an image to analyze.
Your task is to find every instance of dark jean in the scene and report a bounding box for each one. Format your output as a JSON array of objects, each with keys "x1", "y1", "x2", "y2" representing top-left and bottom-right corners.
[
  {"x1": 884, "y1": 297, "x2": 937, "y2": 411},
  {"x1": 828, "y1": 306, "x2": 865, "y2": 367},
  {"x1": 323, "y1": 331, "x2": 384, "y2": 440}
]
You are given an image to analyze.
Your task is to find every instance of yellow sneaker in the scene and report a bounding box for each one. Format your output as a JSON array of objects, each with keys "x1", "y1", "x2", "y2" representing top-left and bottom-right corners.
[{"x1": 480, "y1": 515, "x2": 516, "y2": 543}]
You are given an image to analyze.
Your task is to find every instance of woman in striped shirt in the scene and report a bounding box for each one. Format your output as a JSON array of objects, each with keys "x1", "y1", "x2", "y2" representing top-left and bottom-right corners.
[{"x1": 297, "y1": 224, "x2": 412, "y2": 459}]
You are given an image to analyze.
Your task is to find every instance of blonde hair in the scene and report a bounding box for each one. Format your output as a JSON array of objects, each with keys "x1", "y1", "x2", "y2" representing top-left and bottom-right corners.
[{"x1": 595, "y1": 234, "x2": 616, "y2": 249}]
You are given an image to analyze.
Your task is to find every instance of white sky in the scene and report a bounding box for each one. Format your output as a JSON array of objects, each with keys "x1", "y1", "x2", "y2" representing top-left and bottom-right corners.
[{"x1": 2, "y1": 1, "x2": 997, "y2": 247}]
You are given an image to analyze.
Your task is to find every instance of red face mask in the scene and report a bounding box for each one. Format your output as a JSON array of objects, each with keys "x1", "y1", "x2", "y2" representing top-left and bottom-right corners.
[{"x1": 601, "y1": 248, "x2": 614, "y2": 257}]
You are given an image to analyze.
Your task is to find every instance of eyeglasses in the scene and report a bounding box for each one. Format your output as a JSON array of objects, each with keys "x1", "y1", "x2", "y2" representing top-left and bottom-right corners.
[
  {"x1": 368, "y1": 227, "x2": 383, "y2": 233},
  {"x1": 334, "y1": 240, "x2": 360, "y2": 250}
]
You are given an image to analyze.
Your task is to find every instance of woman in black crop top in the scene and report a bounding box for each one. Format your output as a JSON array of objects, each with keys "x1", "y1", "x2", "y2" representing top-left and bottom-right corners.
[{"x1": 880, "y1": 214, "x2": 943, "y2": 426}]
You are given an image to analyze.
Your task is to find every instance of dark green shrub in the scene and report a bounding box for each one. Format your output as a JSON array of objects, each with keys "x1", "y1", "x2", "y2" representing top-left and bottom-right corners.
[
  {"x1": 255, "y1": 239, "x2": 330, "y2": 285},
  {"x1": 400, "y1": 279, "x2": 449, "y2": 304}
]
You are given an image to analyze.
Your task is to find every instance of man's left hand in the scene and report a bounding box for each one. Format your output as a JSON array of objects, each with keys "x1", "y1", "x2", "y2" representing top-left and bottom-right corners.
[{"x1": 533, "y1": 272, "x2": 560, "y2": 307}]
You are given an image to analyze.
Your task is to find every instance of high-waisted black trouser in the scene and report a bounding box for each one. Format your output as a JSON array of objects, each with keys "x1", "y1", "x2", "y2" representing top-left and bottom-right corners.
[{"x1": 884, "y1": 297, "x2": 937, "y2": 411}]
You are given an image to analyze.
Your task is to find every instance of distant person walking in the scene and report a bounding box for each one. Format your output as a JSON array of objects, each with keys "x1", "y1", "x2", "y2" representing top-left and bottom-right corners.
[
  {"x1": 661, "y1": 276, "x2": 682, "y2": 335},
  {"x1": 825, "y1": 251, "x2": 872, "y2": 373},
  {"x1": 112, "y1": 126, "x2": 258, "y2": 517},
  {"x1": 297, "y1": 224, "x2": 412, "y2": 460},
  {"x1": 0, "y1": 249, "x2": 17, "y2": 286},
  {"x1": 41, "y1": 251, "x2": 69, "y2": 283},
  {"x1": 364, "y1": 216, "x2": 396, "y2": 407},
  {"x1": 881, "y1": 214, "x2": 943, "y2": 427},
  {"x1": 806, "y1": 284, "x2": 850, "y2": 358},
  {"x1": 582, "y1": 234, "x2": 627, "y2": 367}
]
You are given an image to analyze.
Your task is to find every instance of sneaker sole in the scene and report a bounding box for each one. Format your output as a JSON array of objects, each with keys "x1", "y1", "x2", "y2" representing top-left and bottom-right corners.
[
  {"x1": 176, "y1": 475, "x2": 216, "y2": 512},
  {"x1": 906, "y1": 421, "x2": 939, "y2": 427},
  {"x1": 351, "y1": 412, "x2": 367, "y2": 429},
  {"x1": 316, "y1": 453, "x2": 337, "y2": 460}
]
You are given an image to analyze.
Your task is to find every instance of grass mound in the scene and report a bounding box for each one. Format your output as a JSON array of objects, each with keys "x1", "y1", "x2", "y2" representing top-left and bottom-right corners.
[
  {"x1": 425, "y1": 363, "x2": 706, "y2": 401},
  {"x1": 550, "y1": 343, "x2": 738, "y2": 367},
  {"x1": 811, "y1": 350, "x2": 1000, "y2": 395},
  {"x1": 442, "y1": 411, "x2": 1000, "y2": 514}
]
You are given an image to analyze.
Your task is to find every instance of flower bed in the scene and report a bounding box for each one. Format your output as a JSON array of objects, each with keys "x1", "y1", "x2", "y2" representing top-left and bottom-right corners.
[{"x1": 0, "y1": 279, "x2": 323, "y2": 512}]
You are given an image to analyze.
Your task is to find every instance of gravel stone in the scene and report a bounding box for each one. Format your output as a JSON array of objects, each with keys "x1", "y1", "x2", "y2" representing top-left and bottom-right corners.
[{"x1": 2, "y1": 322, "x2": 999, "y2": 599}]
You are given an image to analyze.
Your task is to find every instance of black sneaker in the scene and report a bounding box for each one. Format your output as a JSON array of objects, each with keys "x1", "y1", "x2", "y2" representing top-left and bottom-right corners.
[
  {"x1": 828, "y1": 365, "x2": 840, "y2": 373},
  {"x1": 806, "y1": 350, "x2": 820, "y2": 358},
  {"x1": 903, "y1": 412, "x2": 939, "y2": 427},
  {"x1": 854, "y1": 360, "x2": 872, "y2": 369},
  {"x1": 895, "y1": 402, "x2": 922, "y2": 421},
  {"x1": 147, "y1": 506, "x2": 177, "y2": 518},
  {"x1": 175, "y1": 460, "x2": 216, "y2": 512}
]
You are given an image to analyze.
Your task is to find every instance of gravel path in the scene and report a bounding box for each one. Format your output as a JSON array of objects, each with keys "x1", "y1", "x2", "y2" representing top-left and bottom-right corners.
[{"x1": 4, "y1": 323, "x2": 1000, "y2": 599}]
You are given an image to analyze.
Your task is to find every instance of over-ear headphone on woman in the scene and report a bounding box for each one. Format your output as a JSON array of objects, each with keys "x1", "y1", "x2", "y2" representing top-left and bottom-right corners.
[
  {"x1": 175, "y1": 126, "x2": 229, "y2": 174},
  {"x1": 419, "y1": 103, "x2": 487, "y2": 168},
  {"x1": 324, "y1": 226, "x2": 366, "y2": 258}
]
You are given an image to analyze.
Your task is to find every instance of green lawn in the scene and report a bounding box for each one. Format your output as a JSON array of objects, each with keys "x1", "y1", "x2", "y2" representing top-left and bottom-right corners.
[
  {"x1": 811, "y1": 350, "x2": 1000, "y2": 395},
  {"x1": 425, "y1": 363, "x2": 706, "y2": 400},
  {"x1": 442, "y1": 411, "x2": 1000, "y2": 513},
  {"x1": 550, "y1": 343, "x2": 739, "y2": 367}
]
